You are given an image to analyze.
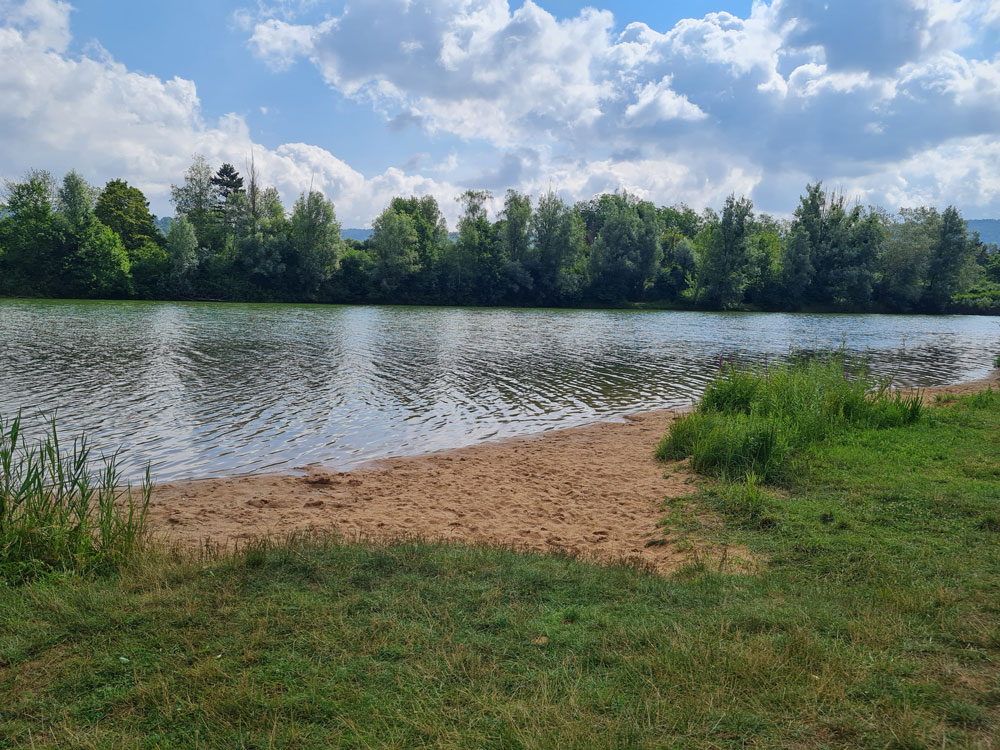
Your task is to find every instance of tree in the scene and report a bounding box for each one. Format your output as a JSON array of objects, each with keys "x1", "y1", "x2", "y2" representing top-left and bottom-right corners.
[
  {"x1": 588, "y1": 193, "x2": 662, "y2": 302},
  {"x1": 211, "y1": 163, "x2": 244, "y2": 201},
  {"x1": 780, "y1": 226, "x2": 814, "y2": 309},
  {"x1": 651, "y1": 234, "x2": 696, "y2": 301},
  {"x1": 289, "y1": 191, "x2": 343, "y2": 298},
  {"x1": 658, "y1": 204, "x2": 702, "y2": 238},
  {"x1": 877, "y1": 208, "x2": 935, "y2": 311},
  {"x1": 529, "y1": 191, "x2": 588, "y2": 304},
  {"x1": 388, "y1": 195, "x2": 448, "y2": 299},
  {"x1": 62, "y1": 219, "x2": 131, "y2": 298},
  {"x1": 95, "y1": 179, "x2": 161, "y2": 254},
  {"x1": 170, "y1": 156, "x2": 220, "y2": 249},
  {"x1": 166, "y1": 215, "x2": 199, "y2": 292},
  {"x1": 57, "y1": 170, "x2": 98, "y2": 230},
  {"x1": 129, "y1": 241, "x2": 169, "y2": 298},
  {"x1": 697, "y1": 194, "x2": 753, "y2": 308},
  {"x1": 446, "y1": 190, "x2": 504, "y2": 304},
  {"x1": 0, "y1": 170, "x2": 65, "y2": 295},
  {"x1": 790, "y1": 183, "x2": 881, "y2": 308},
  {"x1": 744, "y1": 223, "x2": 782, "y2": 308},
  {"x1": 498, "y1": 190, "x2": 533, "y2": 301},
  {"x1": 925, "y1": 206, "x2": 976, "y2": 311},
  {"x1": 370, "y1": 207, "x2": 419, "y2": 298}
]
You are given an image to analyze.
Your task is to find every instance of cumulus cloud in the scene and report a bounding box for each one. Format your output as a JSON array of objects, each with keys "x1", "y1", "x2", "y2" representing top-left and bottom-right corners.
[
  {"x1": 1, "y1": 0, "x2": 999, "y2": 224},
  {"x1": 243, "y1": 0, "x2": 1000, "y2": 215},
  {"x1": 0, "y1": 0, "x2": 463, "y2": 225}
]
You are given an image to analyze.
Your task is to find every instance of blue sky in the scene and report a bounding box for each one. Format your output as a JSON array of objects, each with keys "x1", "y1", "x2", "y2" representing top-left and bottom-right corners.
[{"x1": 1, "y1": 0, "x2": 998, "y2": 226}]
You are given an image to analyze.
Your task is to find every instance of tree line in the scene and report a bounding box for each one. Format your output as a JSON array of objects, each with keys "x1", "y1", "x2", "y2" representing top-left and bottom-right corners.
[{"x1": 2, "y1": 157, "x2": 998, "y2": 313}]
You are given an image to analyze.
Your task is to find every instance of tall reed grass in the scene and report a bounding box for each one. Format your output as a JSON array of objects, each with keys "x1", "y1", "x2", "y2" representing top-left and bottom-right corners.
[
  {"x1": 0, "y1": 413, "x2": 151, "y2": 583},
  {"x1": 657, "y1": 355, "x2": 922, "y2": 482}
]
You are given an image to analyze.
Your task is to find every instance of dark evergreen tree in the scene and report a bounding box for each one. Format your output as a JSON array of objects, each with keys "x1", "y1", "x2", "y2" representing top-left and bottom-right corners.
[{"x1": 211, "y1": 163, "x2": 244, "y2": 201}]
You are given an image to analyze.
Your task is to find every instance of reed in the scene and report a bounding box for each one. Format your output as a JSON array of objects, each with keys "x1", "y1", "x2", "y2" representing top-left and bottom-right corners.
[{"x1": 0, "y1": 412, "x2": 151, "y2": 583}]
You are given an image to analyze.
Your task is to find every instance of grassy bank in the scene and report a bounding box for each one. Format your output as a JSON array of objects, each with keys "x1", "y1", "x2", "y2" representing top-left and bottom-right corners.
[{"x1": 1, "y1": 388, "x2": 999, "y2": 747}]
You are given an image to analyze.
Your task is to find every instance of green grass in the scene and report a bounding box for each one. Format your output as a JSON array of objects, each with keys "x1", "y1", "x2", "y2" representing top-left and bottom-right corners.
[
  {"x1": 0, "y1": 393, "x2": 998, "y2": 747},
  {"x1": 0, "y1": 413, "x2": 151, "y2": 584},
  {"x1": 657, "y1": 356, "x2": 922, "y2": 481}
]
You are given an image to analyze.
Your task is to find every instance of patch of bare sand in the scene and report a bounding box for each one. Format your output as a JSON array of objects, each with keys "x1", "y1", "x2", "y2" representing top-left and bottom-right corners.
[
  {"x1": 150, "y1": 409, "x2": 747, "y2": 574},
  {"x1": 899, "y1": 369, "x2": 999, "y2": 403}
]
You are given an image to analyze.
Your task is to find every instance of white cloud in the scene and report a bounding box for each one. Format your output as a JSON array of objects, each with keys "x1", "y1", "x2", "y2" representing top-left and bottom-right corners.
[
  {"x1": 0, "y1": 0, "x2": 462, "y2": 225},
  {"x1": 240, "y1": 0, "x2": 1000, "y2": 216},
  {"x1": 1, "y1": 0, "x2": 999, "y2": 226}
]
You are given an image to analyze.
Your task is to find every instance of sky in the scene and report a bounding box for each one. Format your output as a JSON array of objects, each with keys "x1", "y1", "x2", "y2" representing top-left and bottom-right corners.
[{"x1": 0, "y1": 0, "x2": 998, "y2": 227}]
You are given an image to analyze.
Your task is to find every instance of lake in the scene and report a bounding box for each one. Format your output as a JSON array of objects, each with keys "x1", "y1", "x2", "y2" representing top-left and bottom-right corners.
[{"x1": 1, "y1": 299, "x2": 997, "y2": 481}]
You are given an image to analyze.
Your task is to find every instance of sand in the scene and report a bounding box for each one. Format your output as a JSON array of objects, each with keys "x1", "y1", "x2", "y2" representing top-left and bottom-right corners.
[
  {"x1": 901, "y1": 369, "x2": 1000, "y2": 403},
  {"x1": 148, "y1": 369, "x2": 998, "y2": 573}
]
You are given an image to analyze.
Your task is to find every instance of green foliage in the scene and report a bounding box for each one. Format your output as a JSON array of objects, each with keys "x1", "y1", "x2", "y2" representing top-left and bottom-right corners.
[
  {"x1": 170, "y1": 154, "x2": 219, "y2": 249},
  {"x1": 925, "y1": 205, "x2": 978, "y2": 311},
  {"x1": 3, "y1": 163, "x2": 994, "y2": 311},
  {"x1": 56, "y1": 170, "x2": 98, "y2": 230},
  {"x1": 94, "y1": 179, "x2": 161, "y2": 254},
  {"x1": 61, "y1": 217, "x2": 132, "y2": 298},
  {"x1": 0, "y1": 413, "x2": 150, "y2": 584},
  {"x1": 587, "y1": 192, "x2": 662, "y2": 302},
  {"x1": 697, "y1": 194, "x2": 754, "y2": 308},
  {"x1": 289, "y1": 190, "x2": 343, "y2": 297},
  {"x1": 658, "y1": 356, "x2": 922, "y2": 481},
  {"x1": 165, "y1": 214, "x2": 199, "y2": 293},
  {"x1": 370, "y1": 206, "x2": 420, "y2": 298}
]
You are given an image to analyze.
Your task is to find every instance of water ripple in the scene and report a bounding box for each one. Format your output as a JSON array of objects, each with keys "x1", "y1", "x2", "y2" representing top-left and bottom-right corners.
[{"x1": 1, "y1": 299, "x2": 998, "y2": 481}]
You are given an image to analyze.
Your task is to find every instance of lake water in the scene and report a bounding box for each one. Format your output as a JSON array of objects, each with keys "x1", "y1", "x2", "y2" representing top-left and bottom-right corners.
[{"x1": 1, "y1": 299, "x2": 998, "y2": 481}]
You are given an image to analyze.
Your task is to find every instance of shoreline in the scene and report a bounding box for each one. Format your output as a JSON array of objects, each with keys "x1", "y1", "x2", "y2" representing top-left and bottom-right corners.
[
  {"x1": 151, "y1": 407, "x2": 711, "y2": 573},
  {"x1": 149, "y1": 369, "x2": 999, "y2": 572},
  {"x1": 5, "y1": 295, "x2": 1000, "y2": 317}
]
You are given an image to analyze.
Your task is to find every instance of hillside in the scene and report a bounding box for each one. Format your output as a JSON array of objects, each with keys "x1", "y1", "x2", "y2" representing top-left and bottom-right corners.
[{"x1": 968, "y1": 219, "x2": 1000, "y2": 246}]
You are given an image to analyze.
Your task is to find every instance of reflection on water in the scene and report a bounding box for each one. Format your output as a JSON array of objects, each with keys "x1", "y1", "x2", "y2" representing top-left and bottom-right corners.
[{"x1": 1, "y1": 299, "x2": 997, "y2": 481}]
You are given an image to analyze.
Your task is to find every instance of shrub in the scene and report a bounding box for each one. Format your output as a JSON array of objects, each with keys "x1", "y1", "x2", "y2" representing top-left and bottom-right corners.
[{"x1": 0, "y1": 413, "x2": 151, "y2": 584}]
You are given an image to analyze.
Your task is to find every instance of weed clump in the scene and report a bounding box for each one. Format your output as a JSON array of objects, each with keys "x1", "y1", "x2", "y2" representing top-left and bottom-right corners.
[
  {"x1": 658, "y1": 356, "x2": 922, "y2": 482},
  {"x1": 0, "y1": 413, "x2": 151, "y2": 584}
]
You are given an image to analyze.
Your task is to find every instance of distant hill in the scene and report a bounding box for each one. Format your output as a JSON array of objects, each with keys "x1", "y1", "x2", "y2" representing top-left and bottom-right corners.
[
  {"x1": 342, "y1": 228, "x2": 372, "y2": 242},
  {"x1": 968, "y1": 219, "x2": 1000, "y2": 247},
  {"x1": 342, "y1": 228, "x2": 458, "y2": 243},
  {"x1": 154, "y1": 216, "x2": 173, "y2": 237},
  {"x1": 147, "y1": 220, "x2": 1000, "y2": 248}
]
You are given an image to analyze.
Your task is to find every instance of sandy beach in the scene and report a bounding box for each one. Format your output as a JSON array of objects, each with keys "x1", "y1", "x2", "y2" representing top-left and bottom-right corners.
[{"x1": 149, "y1": 369, "x2": 999, "y2": 572}]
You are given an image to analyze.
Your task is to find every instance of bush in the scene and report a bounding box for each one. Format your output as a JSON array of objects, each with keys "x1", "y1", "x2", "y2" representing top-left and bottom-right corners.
[
  {"x1": 659, "y1": 356, "x2": 922, "y2": 482},
  {"x1": 0, "y1": 413, "x2": 151, "y2": 584}
]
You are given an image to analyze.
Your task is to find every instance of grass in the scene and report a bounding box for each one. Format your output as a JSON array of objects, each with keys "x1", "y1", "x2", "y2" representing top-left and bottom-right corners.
[
  {"x1": 0, "y1": 388, "x2": 997, "y2": 747},
  {"x1": 0, "y1": 413, "x2": 150, "y2": 584},
  {"x1": 656, "y1": 356, "x2": 922, "y2": 482}
]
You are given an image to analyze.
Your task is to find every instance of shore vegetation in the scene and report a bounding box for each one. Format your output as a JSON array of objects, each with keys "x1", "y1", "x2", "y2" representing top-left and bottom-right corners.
[
  {"x1": 657, "y1": 356, "x2": 923, "y2": 482},
  {"x1": 0, "y1": 413, "x2": 150, "y2": 584},
  {"x1": 2, "y1": 161, "x2": 999, "y2": 313}
]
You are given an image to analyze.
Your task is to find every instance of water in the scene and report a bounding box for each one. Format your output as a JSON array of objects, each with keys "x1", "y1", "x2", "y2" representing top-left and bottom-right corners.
[{"x1": 1, "y1": 299, "x2": 997, "y2": 481}]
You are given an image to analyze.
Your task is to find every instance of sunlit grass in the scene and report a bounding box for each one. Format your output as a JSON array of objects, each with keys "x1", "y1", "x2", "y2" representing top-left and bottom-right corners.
[{"x1": 657, "y1": 355, "x2": 922, "y2": 481}]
